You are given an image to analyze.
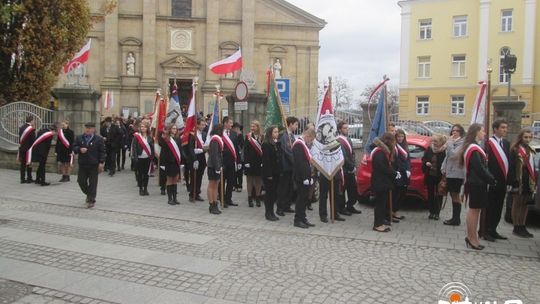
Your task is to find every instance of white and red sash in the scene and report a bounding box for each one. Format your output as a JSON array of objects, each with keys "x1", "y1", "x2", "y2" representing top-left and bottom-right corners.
[
  {"x1": 222, "y1": 132, "x2": 237, "y2": 162},
  {"x1": 247, "y1": 134, "x2": 263, "y2": 157},
  {"x1": 196, "y1": 131, "x2": 204, "y2": 149},
  {"x1": 134, "y1": 132, "x2": 154, "y2": 173},
  {"x1": 26, "y1": 131, "x2": 54, "y2": 165},
  {"x1": 518, "y1": 146, "x2": 536, "y2": 183},
  {"x1": 464, "y1": 143, "x2": 487, "y2": 175},
  {"x1": 370, "y1": 146, "x2": 391, "y2": 161},
  {"x1": 166, "y1": 138, "x2": 182, "y2": 167},
  {"x1": 396, "y1": 143, "x2": 408, "y2": 160},
  {"x1": 58, "y1": 128, "x2": 74, "y2": 165},
  {"x1": 337, "y1": 135, "x2": 352, "y2": 155},
  {"x1": 488, "y1": 137, "x2": 509, "y2": 180},
  {"x1": 210, "y1": 135, "x2": 224, "y2": 151},
  {"x1": 19, "y1": 125, "x2": 34, "y2": 145},
  {"x1": 292, "y1": 138, "x2": 311, "y2": 163}
]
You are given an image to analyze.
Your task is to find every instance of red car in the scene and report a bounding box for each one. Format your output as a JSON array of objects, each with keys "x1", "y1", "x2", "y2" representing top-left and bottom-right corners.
[{"x1": 356, "y1": 135, "x2": 431, "y2": 203}]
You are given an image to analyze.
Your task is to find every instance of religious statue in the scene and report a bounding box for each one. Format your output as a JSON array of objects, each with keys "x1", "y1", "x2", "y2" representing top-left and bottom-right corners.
[
  {"x1": 273, "y1": 58, "x2": 282, "y2": 79},
  {"x1": 126, "y1": 52, "x2": 135, "y2": 76}
]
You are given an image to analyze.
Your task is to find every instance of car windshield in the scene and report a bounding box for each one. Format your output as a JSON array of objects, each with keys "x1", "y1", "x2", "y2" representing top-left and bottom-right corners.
[{"x1": 408, "y1": 144, "x2": 425, "y2": 158}]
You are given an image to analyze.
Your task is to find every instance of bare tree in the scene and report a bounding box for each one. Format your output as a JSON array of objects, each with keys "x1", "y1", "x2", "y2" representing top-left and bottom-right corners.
[{"x1": 360, "y1": 84, "x2": 399, "y2": 119}]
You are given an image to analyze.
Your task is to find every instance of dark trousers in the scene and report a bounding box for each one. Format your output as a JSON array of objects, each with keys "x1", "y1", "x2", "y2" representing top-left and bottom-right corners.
[
  {"x1": 105, "y1": 146, "x2": 117, "y2": 173},
  {"x1": 136, "y1": 158, "x2": 151, "y2": 189},
  {"x1": 78, "y1": 165, "x2": 99, "y2": 200},
  {"x1": 319, "y1": 177, "x2": 343, "y2": 218},
  {"x1": 485, "y1": 186, "x2": 507, "y2": 234},
  {"x1": 20, "y1": 160, "x2": 32, "y2": 181},
  {"x1": 116, "y1": 148, "x2": 127, "y2": 169},
  {"x1": 427, "y1": 180, "x2": 442, "y2": 216},
  {"x1": 263, "y1": 176, "x2": 278, "y2": 216},
  {"x1": 188, "y1": 165, "x2": 206, "y2": 197},
  {"x1": 393, "y1": 186, "x2": 407, "y2": 213},
  {"x1": 235, "y1": 168, "x2": 243, "y2": 189},
  {"x1": 223, "y1": 163, "x2": 236, "y2": 203},
  {"x1": 294, "y1": 183, "x2": 310, "y2": 223},
  {"x1": 35, "y1": 158, "x2": 47, "y2": 183},
  {"x1": 374, "y1": 190, "x2": 389, "y2": 227},
  {"x1": 184, "y1": 165, "x2": 191, "y2": 192},
  {"x1": 277, "y1": 171, "x2": 293, "y2": 211},
  {"x1": 344, "y1": 172, "x2": 358, "y2": 209}
]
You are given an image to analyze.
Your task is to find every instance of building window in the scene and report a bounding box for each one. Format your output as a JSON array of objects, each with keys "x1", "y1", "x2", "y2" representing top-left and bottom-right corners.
[
  {"x1": 500, "y1": 47, "x2": 511, "y2": 83},
  {"x1": 417, "y1": 56, "x2": 431, "y2": 78},
  {"x1": 451, "y1": 96, "x2": 465, "y2": 115},
  {"x1": 172, "y1": 0, "x2": 192, "y2": 18},
  {"x1": 453, "y1": 16, "x2": 467, "y2": 37},
  {"x1": 419, "y1": 19, "x2": 432, "y2": 40},
  {"x1": 501, "y1": 9, "x2": 513, "y2": 32},
  {"x1": 416, "y1": 96, "x2": 429, "y2": 115},
  {"x1": 451, "y1": 55, "x2": 466, "y2": 77}
]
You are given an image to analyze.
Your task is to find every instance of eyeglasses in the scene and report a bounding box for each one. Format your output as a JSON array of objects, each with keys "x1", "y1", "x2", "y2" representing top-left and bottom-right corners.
[{"x1": 451, "y1": 129, "x2": 460, "y2": 132}]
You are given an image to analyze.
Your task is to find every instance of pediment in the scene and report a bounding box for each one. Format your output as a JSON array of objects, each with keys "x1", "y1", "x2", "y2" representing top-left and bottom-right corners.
[
  {"x1": 256, "y1": 0, "x2": 326, "y2": 28},
  {"x1": 160, "y1": 55, "x2": 201, "y2": 69},
  {"x1": 119, "y1": 37, "x2": 142, "y2": 46}
]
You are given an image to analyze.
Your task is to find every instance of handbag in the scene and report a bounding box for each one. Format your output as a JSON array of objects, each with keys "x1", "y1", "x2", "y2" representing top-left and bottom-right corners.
[{"x1": 437, "y1": 175, "x2": 448, "y2": 196}]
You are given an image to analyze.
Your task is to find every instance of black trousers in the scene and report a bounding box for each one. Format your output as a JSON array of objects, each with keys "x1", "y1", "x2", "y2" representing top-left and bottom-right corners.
[
  {"x1": 116, "y1": 147, "x2": 127, "y2": 169},
  {"x1": 427, "y1": 180, "x2": 442, "y2": 216},
  {"x1": 235, "y1": 167, "x2": 243, "y2": 189},
  {"x1": 393, "y1": 186, "x2": 407, "y2": 213},
  {"x1": 277, "y1": 171, "x2": 294, "y2": 211},
  {"x1": 374, "y1": 190, "x2": 389, "y2": 227},
  {"x1": 78, "y1": 164, "x2": 99, "y2": 200},
  {"x1": 184, "y1": 164, "x2": 191, "y2": 192},
  {"x1": 136, "y1": 158, "x2": 151, "y2": 189},
  {"x1": 223, "y1": 163, "x2": 236, "y2": 203},
  {"x1": 344, "y1": 172, "x2": 358, "y2": 209},
  {"x1": 20, "y1": 160, "x2": 32, "y2": 181},
  {"x1": 35, "y1": 158, "x2": 47, "y2": 183},
  {"x1": 188, "y1": 165, "x2": 206, "y2": 197},
  {"x1": 485, "y1": 185, "x2": 507, "y2": 234},
  {"x1": 294, "y1": 183, "x2": 310, "y2": 223},
  {"x1": 263, "y1": 176, "x2": 278, "y2": 216},
  {"x1": 105, "y1": 146, "x2": 117, "y2": 173},
  {"x1": 319, "y1": 177, "x2": 343, "y2": 218}
]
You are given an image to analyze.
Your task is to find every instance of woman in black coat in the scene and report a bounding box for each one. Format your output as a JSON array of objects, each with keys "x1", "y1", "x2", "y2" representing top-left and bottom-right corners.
[
  {"x1": 262, "y1": 125, "x2": 281, "y2": 221},
  {"x1": 207, "y1": 124, "x2": 224, "y2": 215},
  {"x1": 371, "y1": 133, "x2": 398, "y2": 232},
  {"x1": 131, "y1": 122, "x2": 154, "y2": 196},
  {"x1": 459, "y1": 123, "x2": 495, "y2": 250},
  {"x1": 393, "y1": 129, "x2": 410, "y2": 221},
  {"x1": 55, "y1": 120, "x2": 74, "y2": 182},
  {"x1": 244, "y1": 120, "x2": 264, "y2": 207},
  {"x1": 422, "y1": 134, "x2": 447, "y2": 220},
  {"x1": 159, "y1": 125, "x2": 182, "y2": 205}
]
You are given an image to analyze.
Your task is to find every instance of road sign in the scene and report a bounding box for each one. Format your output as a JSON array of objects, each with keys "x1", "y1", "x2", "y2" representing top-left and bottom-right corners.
[{"x1": 276, "y1": 78, "x2": 290, "y2": 113}]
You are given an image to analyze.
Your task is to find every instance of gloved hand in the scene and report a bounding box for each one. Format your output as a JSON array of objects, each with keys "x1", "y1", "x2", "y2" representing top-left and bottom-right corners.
[
  {"x1": 215, "y1": 170, "x2": 221, "y2": 174},
  {"x1": 510, "y1": 187, "x2": 519, "y2": 193},
  {"x1": 194, "y1": 148, "x2": 204, "y2": 155},
  {"x1": 160, "y1": 166, "x2": 165, "y2": 170},
  {"x1": 193, "y1": 160, "x2": 199, "y2": 170},
  {"x1": 303, "y1": 179, "x2": 310, "y2": 186},
  {"x1": 406, "y1": 171, "x2": 411, "y2": 178},
  {"x1": 236, "y1": 164, "x2": 242, "y2": 171},
  {"x1": 395, "y1": 171, "x2": 402, "y2": 180},
  {"x1": 244, "y1": 163, "x2": 250, "y2": 168},
  {"x1": 310, "y1": 178, "x2": 314, "y2": 185}
]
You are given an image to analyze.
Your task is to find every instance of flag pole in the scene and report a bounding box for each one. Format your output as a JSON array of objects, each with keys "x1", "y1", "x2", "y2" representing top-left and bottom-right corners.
[
  {"x1": 214, "y1": 84, "x2": 225, "y2": 208},
  {"x1": 330, "y1": 178, "x2": 335, "y2": 224},
  {"x1": 479, "y1": 62, "x2": 493, "y2": 239},
  {"x1": 192, "y1": 77, "x2": 199, "y2": 202}
]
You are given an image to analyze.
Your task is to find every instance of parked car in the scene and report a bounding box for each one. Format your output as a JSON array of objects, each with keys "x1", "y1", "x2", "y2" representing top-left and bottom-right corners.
[
  {"x1": 397, "y1": 120, "x2": 437, "y2": 137},
  {"x1": 356, "y1": 134, "x2": 431, "y2": 203},
  {"x1": 348, "y1": 123, "x2": 363, "y2": 145},
  {"x1": 423, "y1": 121, "x2": 452, "y2": 135},
  {"x1": 532, "y1": 120, "x2": 540, "y2": 139}
]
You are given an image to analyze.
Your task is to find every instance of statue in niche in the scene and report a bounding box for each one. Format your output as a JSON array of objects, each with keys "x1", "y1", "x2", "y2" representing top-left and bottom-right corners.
[
  {"x1": 273, "y1": 58, "x2": 282, "y2": 79},
  {"x1": 126, "y1": 52, "x2": 136, "y2": 76}
]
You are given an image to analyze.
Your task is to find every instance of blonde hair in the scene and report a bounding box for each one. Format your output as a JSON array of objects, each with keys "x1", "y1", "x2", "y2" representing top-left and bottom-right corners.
[
  {"x1": 431, "y1": 134, "x2": 447, "y2": 146},
  {"x1": 251, "y1": 120, "x2": 261, "y2": 135}
]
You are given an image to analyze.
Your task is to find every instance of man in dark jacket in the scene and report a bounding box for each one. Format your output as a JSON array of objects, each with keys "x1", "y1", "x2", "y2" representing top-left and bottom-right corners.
[
  {"x1": 337, "y1": 121, "x2": 362, "y2": 215},
  {"x1": 187, "y1": 118, "x2": 207, "y2": 201},
  {"x1": 31, "y1": 125, "x2": 56, "y2": 186},
  {"x1": 18, "y1": 116, "x2": 36, "y2": 183},
  {"x1": 276, "y1": 116, "x2": 299, "y2": 216},
  {"x1": 293, "y1": 128, "x2": 316, "y2": 229},
  {"x1": 100, "y1": 117, "x2": 122, "y2": 176},
  {"x1": 221, "y1": 116, "x2": 241, "y2": 206},
  {"x1": 73, "y1": 122, "x2": 106, "y2": 208}
]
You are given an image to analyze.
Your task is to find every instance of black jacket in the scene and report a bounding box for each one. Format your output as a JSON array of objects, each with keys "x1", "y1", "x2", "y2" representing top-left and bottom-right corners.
[
  {"x1": 159, "y1": 137, "x2": 181, "y2": 166},
  {"x1": 101, "y1": 124, "x2": 122, "y2": 149},
  {"x1": 31, "y1": 128, "x2": 53, "y2": 162},
  {"x1": 395, "y1": 142, "x2": 411, "y2": 186},
  {"x1": 370, "y1": 139, "x2": 397, "y2": 192},
  {"x1": 18, "y1": 123, "x2": 35, "y2": 153},
  {"x1": 279, "y1": 130, "x2": 295, "y2": 172},
  {"x1": 187, "y1": 132, "x2": 207, "y2": 168},
  {"x1": 486, "y1": 136, "x2": 510, "y2": 186},
  {"x1": 292, "y1": 138, "x2": 311, "y2": 183},
  {"x1": 466, "y1": 149, "x2": 496, "y2": 187},
  {"x1": 507, "y1": 144, "x2": 535, "y2": 194},
  {"x1": 422, "y1": 145, "x2": 446, "y2": 185},
  {"x1": 207, "y1": 137, "x2": 223, "y2": 170},
  {"x1": 338, "y1": 136, "x2": 356, "y2": 173},
  {"x1": 244, "y1": 134, "x2": 263, "y2": 176},
  {"x1": 262, "y1": 141, "x2": 281, "y2": 179},
  {"x1": 73, "y1": 133, "x2": 106, "y2": 166},
  {"x1": 55, "y1": 128, "x2": 74, "y2": 157},
  {"x1": 131, "y1": 134, "x2": 154, "y2": 160},
  {"x1": 222, "y1": 130, "x2": 240, "y2": 167}
]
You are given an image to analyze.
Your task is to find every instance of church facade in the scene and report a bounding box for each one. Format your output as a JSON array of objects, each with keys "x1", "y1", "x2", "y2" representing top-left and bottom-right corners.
[{"x1": 56, "y1": 0, "x2": 325, "y2": 120}]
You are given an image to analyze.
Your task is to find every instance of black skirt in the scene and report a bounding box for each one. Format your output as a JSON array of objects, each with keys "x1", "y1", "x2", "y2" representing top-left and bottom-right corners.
[
  {"x1": 207, "y1": 167, "x2": 220, "y2": 181},
  {"x1": 447, "y1": 178, "x2": 463, "y2": 193},
  {"x1": 164, "y1": 163, "x2": 180, "y2": 177},
  {"x1": 468, "y1": 184, "x2": 488, "y2": 209},
  {"x1": 56, "y1": 152, "x2": 72, "y2": 163}
]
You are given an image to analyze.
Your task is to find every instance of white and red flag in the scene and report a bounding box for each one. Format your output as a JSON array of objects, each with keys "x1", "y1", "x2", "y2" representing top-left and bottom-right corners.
[
  {"x1": 63, "y1": 39, "x2": 91, "y2": 73},
  {"x1": 470, "y1": 81, "x2": 488, "y2": 125},
  {"x1": 181, "y1": 83, "x2": 197, "y2": 146},
  {"x1": 103, "y1": 90, "x2": 114, "y2": 110},
  {"x1": 208, "y1": 48, "x2": 243, "y2": 75}
]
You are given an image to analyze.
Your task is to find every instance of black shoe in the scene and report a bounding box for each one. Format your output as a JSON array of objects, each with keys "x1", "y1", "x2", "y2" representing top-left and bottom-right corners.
[
  {"x1": 248, "y1": 201, "x2": 254, "y2": 207},
  {"x1": 276, "y1": 210, "x2": 285, "y2": 216},
  {"x1": 303, "y1": 220, "x2": 315, "y2": 227},
  {"x1": 283, "y1": 208, "x2": 295, "y2": 213},
  {"x1": 428, "y1": 214, "x2": 434, "y2": 219},
  {"x1": 307, "y1": 205, "x2": 313, "y2": 211},
  {"x1": 373, "y1": 226, "x2": 391, "y2": 232},
  {"x1": 210, "y1": 203, "x2": 221, "y2": 215},
  {"x1": 168, "y1": 200, "x2": 176, "y2": 205},
  {"x1": 20, "y1": 180, "x2": 26, "y2": 184},
  {"x1": 492, "y1": 232, "x2": 508, "y2": 240},
  {"x1": 334, "y1": 215, "x2": 345, "y2": 222},
  {"x1": 35, "y1": 180, "x2": 41, "y2": 185},
  {"x1": 432, "y1": 214, "x2": 439, "y2": 220},
  {"x1": 347, "y1": 207, "x2": 362, "y2": 214},
  {"x1": 195, "y1": 195, "x2": 204, "y2": 202},
  {"x1": 465, "y1": 237, "x2": 484, "y2": 250},
  {"x1": 513, "y1": 226, "x2": 528, "y2": 238},
  {"x1": 294, "y1": 221, "x2": 309, "y2": 229},
  {"x1": 143, "y1": 190, "x2": 149, "y2": 196},
  {"x1": 265, "y1": 214, "x2": 278, "y2": 221},
  {"x1": 523, "y1": 227, "x2": 534, "y2": 238},
  {"x1": 40, "y1": 182, "x2": 50, "y2": 186},
  {"x1": 383, "y1": 220, "x2": 391, "y2": 226},
  {"x1": 189, "y1": 197, "x2": 195, "y2": 203},
  {"x1": 320, "y1": 217, "x2": 328, "y2": 223},
  {"x1": 256, "y1": 199, "x2": 261, "y2": 207},
  {"x1": 391, "y1": 218, "x2": 400, "y2": 223},
  {"x1": 483, "y1": 234, "x2": 496, "y2": 242},
  {"x1": 227, "y1": 201, "x2": 238, "y2": 206},
  {"x1": 338, "y1": 209, "x2": 352, "y2": 216},
  {"x1": 26, "y1": 179, "x2": 34, "y2": 184},
  {"x1": 161, "y1": 189, "x2": 166, "y2": 195},
  {"x1": 443, "y1": 218, "x2": 460, "y2": 226},
  {"x1": 139, "y1": 189, "x2": 144, "y2": 196}
]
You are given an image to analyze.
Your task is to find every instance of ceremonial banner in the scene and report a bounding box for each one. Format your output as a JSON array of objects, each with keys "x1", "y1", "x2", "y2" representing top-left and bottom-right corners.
[
  {"x1": 165, "y1": 80, "x2": 185, "y2": 130},
  {"x1": 365, "y1": 84, "x2": 387, "y2": 154},
  {"x1": 264, "y1": 70, "x2": 286, "y2": 130},
  {"x1": 64, "y1": 39, "x2": 91, "y2": 73},
  {"x1": 204, "y1": 101, "x2": 220, "y2": 147},
  {"x1": 470, "y1": 81, "x2": 488, "y2": 125},
  {"x1": 181, "y1": 83, "x2": 197, "y2": 146},
  {"x1": 310, "y1": 80, "x2": 344, "y2": 179}
]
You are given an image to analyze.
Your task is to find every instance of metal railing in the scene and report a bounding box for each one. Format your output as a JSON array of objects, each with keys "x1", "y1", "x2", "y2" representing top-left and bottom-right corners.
[{"x1": 0, "y1": 101, "x2": 56, "y2": 145}]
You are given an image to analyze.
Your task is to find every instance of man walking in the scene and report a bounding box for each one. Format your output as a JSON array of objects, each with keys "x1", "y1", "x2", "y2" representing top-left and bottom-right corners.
[{"x1": 73, "y1": 122, "x2": 106, "y2": 208}]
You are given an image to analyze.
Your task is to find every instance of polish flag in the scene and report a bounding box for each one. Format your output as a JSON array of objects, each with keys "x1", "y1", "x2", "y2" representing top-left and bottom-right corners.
[
  {"x1": 181, "y1": 83, "x2": 197, "y2": 146},
  {"x1": 470, "y1": 81, "x2": 487, "y2": 125},
  {"x1": 208, "y1": 48, "x2": 243, "y2": 75},
  {"x1": 63, "y1": 39, "x2": 92, "y2": 73},
  {"x1": 103, "y1": 90, "x2": 114, "y2": 110}
]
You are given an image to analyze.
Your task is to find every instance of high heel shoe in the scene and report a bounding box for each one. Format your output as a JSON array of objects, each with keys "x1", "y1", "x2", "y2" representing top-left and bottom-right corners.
[{"x1": 465, "y1": 237, "x2": 484, "y2": 250}]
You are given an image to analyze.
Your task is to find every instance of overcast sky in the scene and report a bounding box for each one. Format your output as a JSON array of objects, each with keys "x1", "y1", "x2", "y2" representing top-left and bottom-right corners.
[{"x1": 286, "y1": 0, "x2": 402, "y2": 99}]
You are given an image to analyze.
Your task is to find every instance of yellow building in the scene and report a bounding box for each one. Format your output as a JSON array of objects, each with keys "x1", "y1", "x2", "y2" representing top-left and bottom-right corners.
[{"x1": 398, "y1": 0, "x2": 540, "y2": 125}]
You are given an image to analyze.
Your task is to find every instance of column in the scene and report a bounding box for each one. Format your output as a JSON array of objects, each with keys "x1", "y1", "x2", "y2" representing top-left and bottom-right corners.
[
  {"x1": 309, "y1": 46, "x2": 320, "y2": 109},
  {"x1": 522, "y1": 0, "x2": 537, "y2": 85},
  {"x1": 102, "y1": 3, "x2": 120, "y2": 87},
  {"x1": 296, "y1": 47, "x2": 309, "y2": 114},
  {"x1": 477, "y1": 0, "x2": 491, "y2": 81},
  {"x1": 399, "y1": 3, "x2": 411, "y2": 89},
  {"x1": 204, "y1": 0, "x2": 220, "y2": 87},
  {"x1": 140, "y1": 0, "x2": 158, "y2": 87},
  {"x1": 242, "y1": 0, "x2": 255, "y2": 74}
]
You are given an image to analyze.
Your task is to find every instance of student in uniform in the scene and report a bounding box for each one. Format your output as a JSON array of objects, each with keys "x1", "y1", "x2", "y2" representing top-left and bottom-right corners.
[
  {"x1": 18, "y1": 116, "x2": 36, "y2": 183},
  {"x1": 244, "y1": 120, "x2": 263, "y2": 207},
  {"x1": 336, "y1": 121, "x2": 362, "y2": 215},
  {"x1": 221, "y1": 117, "x2": 240, "y2": 207},
  {"x1": 262, "y1": 125, "x2": 281, "y2": 221},
  {"x1": 292, "y1": 127, "x2": 316, "y2": 229},
  {"x1": 159, "y1": 125, "x2": 182, "y2": 205},
  {"x1": 187, "y1": 118, "x2": 207, "y2": 202},
  {"x1": 56, "y1": 120, "x2": 74, "y2": 182},
  {"x1": 132, "y1": 122, "x2": 154, "y2": 196},
  {"x1": 276, "y1": 116, "x2": 299, "y2": 216},
  {"x1": 392, "y1": 129, "x2": 410, "y2": 222},
  {"x1": 207, "y1": 124, "x2": 224, "y2": 215},
  {"x1": 30, "y1": 125, "x2": 57, "y2": 186}
]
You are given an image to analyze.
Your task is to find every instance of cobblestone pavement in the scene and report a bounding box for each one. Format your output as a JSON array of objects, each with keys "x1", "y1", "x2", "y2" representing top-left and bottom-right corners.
[{"x1": 0, "y1": 168, "x2": 539, "y2": 304}]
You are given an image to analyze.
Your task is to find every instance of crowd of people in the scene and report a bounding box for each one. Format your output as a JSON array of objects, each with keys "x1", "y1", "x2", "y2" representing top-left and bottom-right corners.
[{"x1": 17, "y1": 114, "x2": 536, "y2": 249}]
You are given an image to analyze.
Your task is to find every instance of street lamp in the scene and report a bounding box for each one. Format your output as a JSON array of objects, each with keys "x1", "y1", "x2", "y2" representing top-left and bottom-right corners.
[{"x1": 503, "y1": 52, "x2": 517, "y2": 101}]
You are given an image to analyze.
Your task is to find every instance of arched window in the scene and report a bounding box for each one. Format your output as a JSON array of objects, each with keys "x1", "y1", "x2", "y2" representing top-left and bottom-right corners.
[
  {"x1": 499, "y1": 47, "x2": 511, "y2": 83},
  {"x1": 172, "y1": 0, "x2": 191, "y2": 18}
]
